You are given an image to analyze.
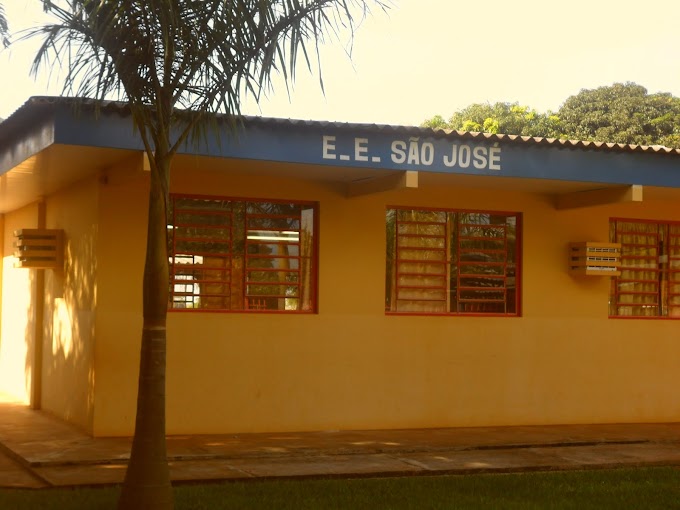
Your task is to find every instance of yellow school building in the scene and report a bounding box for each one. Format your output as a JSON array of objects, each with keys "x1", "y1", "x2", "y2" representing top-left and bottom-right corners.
[{"x1": 1, "y1": 97, "x2": 680, "y2": 437}]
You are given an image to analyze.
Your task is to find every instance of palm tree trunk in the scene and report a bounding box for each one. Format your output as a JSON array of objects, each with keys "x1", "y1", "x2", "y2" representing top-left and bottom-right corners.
[{"x1": 118, "y1": 151, "x2": 174, "y2": 510}]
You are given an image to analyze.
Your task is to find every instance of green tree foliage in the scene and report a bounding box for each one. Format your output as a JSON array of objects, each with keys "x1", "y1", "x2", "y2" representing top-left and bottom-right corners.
[
  {"x1": 559, "y1": 82, "x2": 680, "y2": 147},
  {"x1": 421, "y1": 114, "x2": 449, "y2": 130},
  {"x1": 423, "y1": 102, "x2": 562, "y2": 138},
  {"x1": 424, "y1": 82, "x2": 680, "y2": 148},
  {"x1": 26, "y1": 1, "x2": 388, "y2": 509}
]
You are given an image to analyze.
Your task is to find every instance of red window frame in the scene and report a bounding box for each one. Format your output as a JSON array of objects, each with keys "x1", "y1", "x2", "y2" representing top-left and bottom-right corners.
[
  {"x1": 168, "y1": 194, "x2": 318, "y2": 313},
  {"x1": 610, "y1": 217, "x2": 680, "y2": 319},
  {"x1": 386, "y1": 206, "x2": 522, "y2": 316}
]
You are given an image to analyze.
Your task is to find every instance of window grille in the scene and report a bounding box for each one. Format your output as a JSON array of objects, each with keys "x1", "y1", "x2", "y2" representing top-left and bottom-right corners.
[
  {"x1": 456, "y1": 216, "x2": 511, "y2": 313},
  {"x1": 386, "y1": 208, "x2": 520, "y2": 315},
  {"x1": 393, "y1": 210, "x2": 448, "y2": 313},
  {"x1": 610, "y1": 219, "x2": 680, "y2": 317},
  {"x1": 168, "y1": 196, "x2": 316, "y2": 312}
]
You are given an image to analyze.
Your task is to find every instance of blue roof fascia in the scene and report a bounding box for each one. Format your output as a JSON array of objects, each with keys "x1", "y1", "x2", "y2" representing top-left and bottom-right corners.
[
  {"x1": 53, "y1": 104, "x2": 143, "y2": 150},
  {"x1": 0, "y1": 109, "x2": 56, "y2": 176},
  {"x1": 50, "y1": 104, "x2": 680, "y2": 188}
]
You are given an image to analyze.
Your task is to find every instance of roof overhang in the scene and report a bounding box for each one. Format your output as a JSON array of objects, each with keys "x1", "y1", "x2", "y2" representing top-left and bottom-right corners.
[{"x1": 1, "y1": 97, "x2": 680, "y2": 214}]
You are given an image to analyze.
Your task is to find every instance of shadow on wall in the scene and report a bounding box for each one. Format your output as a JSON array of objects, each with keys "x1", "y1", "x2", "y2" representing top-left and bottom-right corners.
[{"x1": 41, "y1": 224, "x2": 98, "y2": 430}]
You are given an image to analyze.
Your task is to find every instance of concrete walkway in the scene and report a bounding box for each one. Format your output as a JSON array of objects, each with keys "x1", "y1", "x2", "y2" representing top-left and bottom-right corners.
[{"x1": 1, "y1": 398, "x2": 680, "y2": 489}]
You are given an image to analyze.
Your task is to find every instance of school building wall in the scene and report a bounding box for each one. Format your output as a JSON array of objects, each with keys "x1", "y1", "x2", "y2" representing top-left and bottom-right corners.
[
  {"x1": 2, "y1": 152, "x2": 678, "y2": 437},
  {"x1": 0, "y1": 214, "x2": 3, "y2": 386},
  {"x1": 86, "y1": 157, "x2": 680, "y2": 437},
  {"x1": 0, "y1": 176, "x2": 99, "y2": 432},
  {"x1": 0, "y1": 203, "x2": 39, "y2": 402},
  {"x1": 41, "y1": 176, "x2": 99, "y2": 431}
]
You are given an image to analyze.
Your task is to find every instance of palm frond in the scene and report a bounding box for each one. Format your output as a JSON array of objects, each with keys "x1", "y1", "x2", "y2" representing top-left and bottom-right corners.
[
  {"x1": 27, "y1": 0, "x2": 390, "y2": 154},
  {"x1": 0, "y1": 3, "x2": 10, "y2": 47}
]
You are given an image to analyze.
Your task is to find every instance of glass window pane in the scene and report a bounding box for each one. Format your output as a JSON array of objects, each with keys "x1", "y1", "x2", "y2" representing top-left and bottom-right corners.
[
  {"x1": 459, "y1": 288, "x2": 506, "y2": 301},
  {"x1": 247, "y1": 270, "x2": 299, "y2": 283},
  {"x1": 247, "y1": 257, "x2": 300, "y2": 270},
  {"x1": 396, "y1": 300, "x2": 447, "y2": 313},
  {"x1": 246, "y1": 296, "x2": 300, "y2": 311},
  {"x1": 459, "y1": 276, "x2": 506, "y2": 288},
  {"x1": 386, "y1": 207, "x2": 519, "y2": 315},
  {"x1": 459, "y1": 263, "x2": 505, "y2": 275},
  {"x1": 398, "y1": 223, "x2": 446, "y2": 236},
  {"x1": 169, "y1": 196, "x2": 316, "y2": 313},
  {"x1": 247, "y1": 243, "x2": 299, "y2": 256},
  {"x1": 247, "y1": 216, "x2": 301, "y2": 230},
  {"x1": 397, "y1": 288, "x2": 447, "y2": 301},
  {"x1": 617, "y1": 293, "x2": 658, "y2": 305},
  {"x1": 458, "y1": 302, "x2": 507, "y2": 314},
  {"x1": 247, "y1": 284, "x2": 299, "y2": 297},
  {"x1": 397, "y1": 209, "x2": 446, "y2": 223},
  {"x1": 398, "y1": 236, "x2": 446, "y2": 249},
  {"x1": 247, "y1": 202, "x2": 301, "y2": 215},
  {"x1": 609, "y1": 219, "x2": 677, "y2": 318},
  {"x1": 398, "y1": 275, "x2": 446, "y2": 288},
  {"x1": 398, "y1": 262, "x2": 446, "y2": 275},
  {"x1": 175, "y1": 212, "x2": 232, "y2": 227},
  {"x1": 398, "y1": 249, "x2": 446, "y2": 261}
]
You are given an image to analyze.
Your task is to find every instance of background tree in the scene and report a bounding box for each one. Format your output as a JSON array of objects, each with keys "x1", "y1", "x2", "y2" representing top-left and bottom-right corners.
[
  {"x1": 422, "y1": 102, "x2": 561, "y2": 138},
  {"x1": 559, "y1": 82, "x2": 680, "y2": 147},
  {"x1": 29, "y1": 1, "x2": 387, "y2": 509},
  {"x1": 424, "y1": 82, "x2": 680, "y2": 148}
]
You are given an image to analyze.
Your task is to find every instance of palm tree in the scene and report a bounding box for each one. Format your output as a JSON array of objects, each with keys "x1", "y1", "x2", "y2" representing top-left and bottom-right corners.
[
  {"x1": 27, "y1": 1, "x2": 388, "y2": 509},
  {"x1": 0, "y1": 3, "x2": 9, "y2": 48}
]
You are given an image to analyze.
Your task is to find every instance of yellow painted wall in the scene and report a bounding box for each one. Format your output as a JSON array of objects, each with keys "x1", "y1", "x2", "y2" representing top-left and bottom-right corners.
[
  {"x1": 41, "y1": 176, "x2": 99, "y2": 432},
  {"x1": 91, "y1": 158, "x2": 680, "y2": 436},
  {"x1": 92, "y1": 157, "x2": 149, "y2": 434},
  {"x1": 0, "y1": 204, "x2": 38, "y2": 402},
  {"x1": 0, "y1": 214, "x2": 3, "y2": 362}
]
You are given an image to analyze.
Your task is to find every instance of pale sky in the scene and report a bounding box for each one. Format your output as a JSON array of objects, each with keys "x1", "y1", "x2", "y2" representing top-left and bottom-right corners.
[{"x1": 2, "y1": 0, "x2": 680, "y2": 126}]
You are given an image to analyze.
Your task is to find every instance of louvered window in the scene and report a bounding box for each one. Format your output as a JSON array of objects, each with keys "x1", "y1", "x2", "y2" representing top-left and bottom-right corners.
[
  {"x1": 386, "y1": 208, "x2": 520, "y2": 315},
  {"x1": 168, "y1": 195, "x2": 316, "y2": 312},
  {"x1": 609, "y1": 219, "x2": 680, "y2": 317}
]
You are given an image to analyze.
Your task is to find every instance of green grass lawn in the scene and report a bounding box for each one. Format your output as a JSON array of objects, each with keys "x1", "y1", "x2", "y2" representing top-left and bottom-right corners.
[{"x1": 1, "y1": 467, "x2": 679, "y2": 509}]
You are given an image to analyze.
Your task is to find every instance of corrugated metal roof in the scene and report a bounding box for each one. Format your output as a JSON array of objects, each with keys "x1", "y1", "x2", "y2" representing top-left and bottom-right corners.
[{"x1": 3, "y1": 95, "x2": 680, "y2": 156}]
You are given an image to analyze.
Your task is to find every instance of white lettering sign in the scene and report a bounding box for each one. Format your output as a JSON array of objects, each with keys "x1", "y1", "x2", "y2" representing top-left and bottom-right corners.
[
  {"x1": 322, "y1": 135, "x2": 336, "y2": 160},
  {"x1": 322, "y1": 135, "x2": 502, "y2": 171}
]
